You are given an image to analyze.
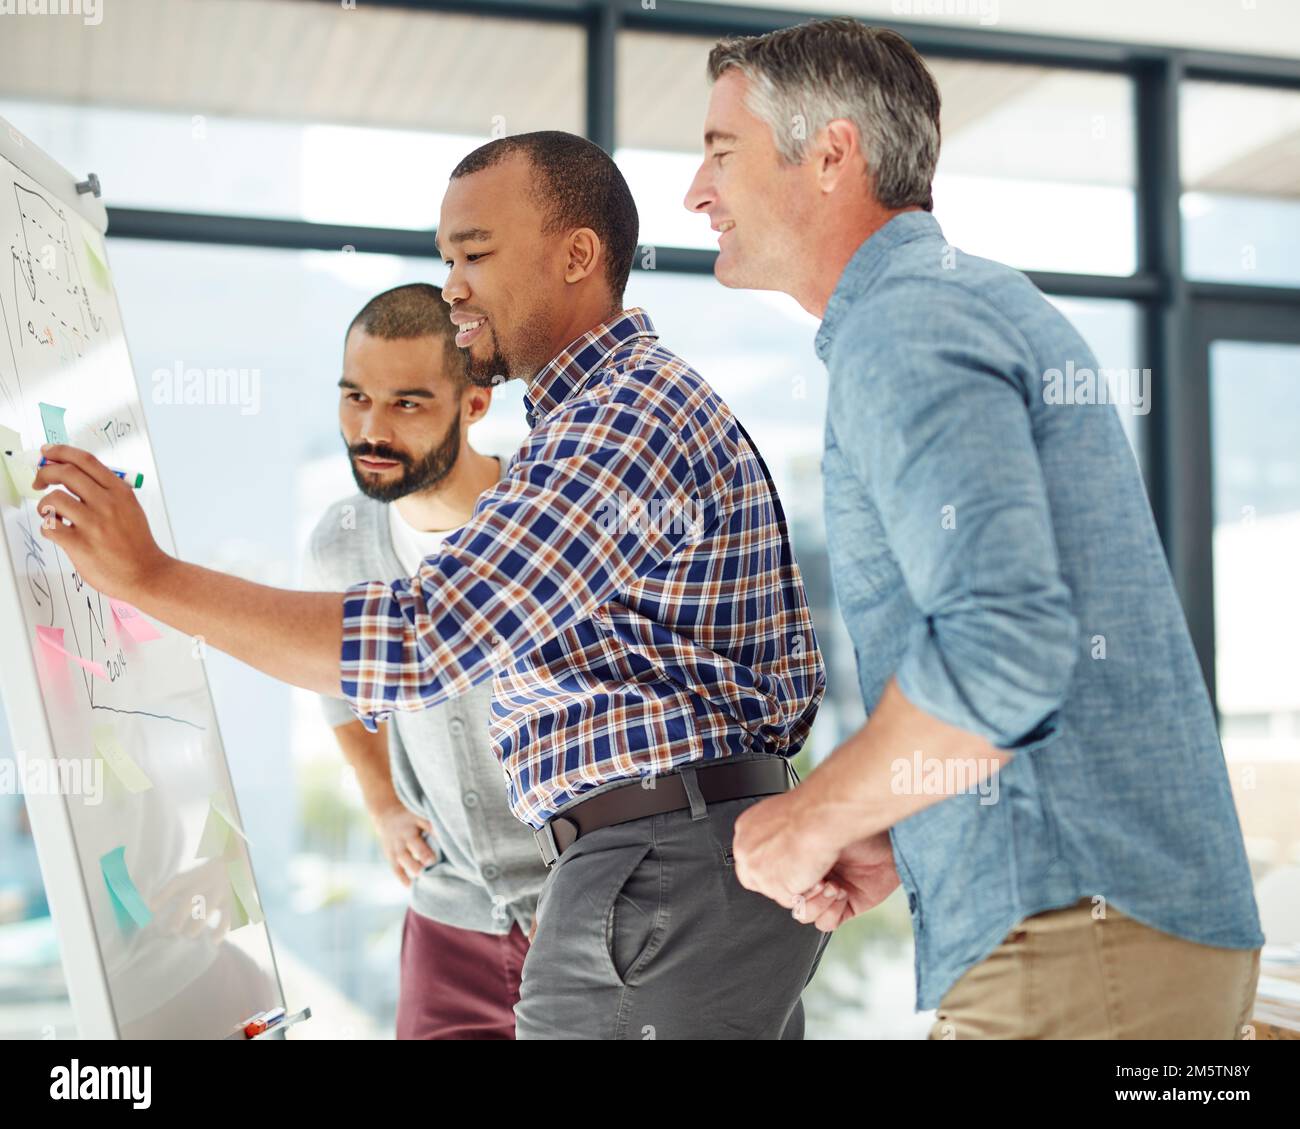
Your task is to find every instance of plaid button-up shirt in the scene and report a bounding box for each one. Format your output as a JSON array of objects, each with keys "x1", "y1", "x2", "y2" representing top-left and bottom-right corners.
[{"x1": 340, "y1": 307, "x2": 825, "y2": 827}]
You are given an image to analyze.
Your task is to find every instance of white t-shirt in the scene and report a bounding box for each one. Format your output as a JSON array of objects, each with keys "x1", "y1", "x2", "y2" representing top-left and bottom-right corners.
[{"x1": 388, "y1": 501, "x2": 459, "y2": 576}]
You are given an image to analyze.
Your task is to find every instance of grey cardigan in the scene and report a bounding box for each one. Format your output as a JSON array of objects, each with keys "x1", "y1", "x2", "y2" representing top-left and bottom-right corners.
[{"x1": 304, "y1": 480, "x2": 545, "y2": 935}]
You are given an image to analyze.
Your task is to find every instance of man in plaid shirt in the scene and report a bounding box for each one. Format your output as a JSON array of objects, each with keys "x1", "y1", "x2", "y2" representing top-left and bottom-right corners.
[{"x1": 35, "y1": 132, "x2": 831, "y2": 1039}]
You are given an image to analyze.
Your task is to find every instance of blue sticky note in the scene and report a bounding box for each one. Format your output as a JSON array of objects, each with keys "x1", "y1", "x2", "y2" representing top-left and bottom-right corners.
[
  {"x1": 100, "y1": 846, "x2": 152, "y2": 934},
  {"x1": 39, "y1": 402, "x2": 69, "y2": 446}
]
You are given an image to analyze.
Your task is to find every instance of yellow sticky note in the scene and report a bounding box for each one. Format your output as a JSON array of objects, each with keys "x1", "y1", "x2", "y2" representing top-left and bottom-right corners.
[
  {"x1": 211, "y1": 792, "x2": 248, "y2": 840},
  {"x1": 0, "y1": 449, "x2": 17, "y2": 507},
  {"x1": 91, "y1": 724, "x2": 152, "y2": 794},
  {"x1": 195, "y1": 791, "x2": 248, "y2": 859},
  {"x1": 0, "y1": 424, "x2": 41, "y2": 503},
  {"x1": 227, "y1": 857, "x2": 264, "y2": 928},
  {"x1": 83, "y1": 236, "x2": 111, "y2": 292}
]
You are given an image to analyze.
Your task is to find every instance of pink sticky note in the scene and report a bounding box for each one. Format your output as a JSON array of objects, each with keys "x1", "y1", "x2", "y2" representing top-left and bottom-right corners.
[
  {"x1": 35, "y1": 625, "x2": 109, "y2": 680},
  {"x1": 34, "y1": 633, "x2": 71, "y2": 695},
  {"x1": 109, "y1": 599, "x2": 162, "y2": 643}
]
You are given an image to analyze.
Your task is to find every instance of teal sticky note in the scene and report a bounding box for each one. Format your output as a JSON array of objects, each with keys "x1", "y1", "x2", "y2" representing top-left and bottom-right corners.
[
  {"x1": 100, "y1": 846, "x2": 152, "y2": 933},
  {"x1": 38, "y1": 402, "x2": 68, "y2": 446}
]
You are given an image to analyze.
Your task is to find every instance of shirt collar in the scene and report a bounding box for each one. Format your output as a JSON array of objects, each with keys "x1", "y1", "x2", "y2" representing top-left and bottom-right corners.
[
  {"x1": 523, "y1": 307, "x2": 659, "y2": 428},
  {"x1": 814, "y1": 210, "x2": 944, "y2": 363}
]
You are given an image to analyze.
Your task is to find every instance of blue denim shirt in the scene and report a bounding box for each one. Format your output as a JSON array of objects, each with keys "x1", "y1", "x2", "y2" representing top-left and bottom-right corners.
[{"x1": 816, "y1": 210, "x2": 1263, "y2": 1011}]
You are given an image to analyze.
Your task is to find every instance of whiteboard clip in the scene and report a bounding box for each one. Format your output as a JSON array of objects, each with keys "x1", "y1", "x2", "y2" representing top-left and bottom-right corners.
[{"x1": 75, "y1": 172, "x2": 101, "y2": 198}]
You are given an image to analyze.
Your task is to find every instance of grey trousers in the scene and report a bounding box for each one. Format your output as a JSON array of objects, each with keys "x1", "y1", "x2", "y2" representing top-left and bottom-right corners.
[{"x1": 514, "y1": 765, "x2": 831, "y2": 1039}]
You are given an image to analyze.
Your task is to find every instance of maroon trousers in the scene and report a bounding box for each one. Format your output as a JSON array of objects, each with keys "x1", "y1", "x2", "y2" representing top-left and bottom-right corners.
[{"x1": 396, "y1": 908, "x2": 530, "y2": 1040}]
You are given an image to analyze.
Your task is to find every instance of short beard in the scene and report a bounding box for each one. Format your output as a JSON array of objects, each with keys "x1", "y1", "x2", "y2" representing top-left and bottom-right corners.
[
  {"x1": 465, "y1": 341, "x2": 511, "y2": 389},
  {"x1": 346, "y1": 409, "x2": 462, "y2": 503},
  {"x1": 463, "y1": 311, "x2": 552, "y2": 387}
]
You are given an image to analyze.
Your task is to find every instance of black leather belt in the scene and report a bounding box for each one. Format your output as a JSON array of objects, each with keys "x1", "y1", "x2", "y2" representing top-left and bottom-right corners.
[{"x1": 533, "y1": 756, "x2": 794, "y2": 868}]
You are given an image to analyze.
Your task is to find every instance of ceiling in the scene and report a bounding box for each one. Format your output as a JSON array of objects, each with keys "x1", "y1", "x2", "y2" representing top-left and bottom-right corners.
[
  {"x1": 0, "y1": 0, "x2": 1296, "y2": 197},
  {"x1": 0, "y1": 0, "x2": 584, "y2": 136}
]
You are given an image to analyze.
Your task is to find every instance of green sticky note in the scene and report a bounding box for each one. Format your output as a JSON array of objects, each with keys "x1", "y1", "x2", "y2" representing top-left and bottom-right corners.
[
  {"x1": 195, "y1": 791, "x2": 248, "y2": 859},
  {"x1": 83, "y1": 236, "x2": 111, "y2": 292},
  {"x1": 2, "y1": 452, "x2": 44, "y2": 500},
  {"x1": 227, "y1": 857, "x2": 264, "y2": 929},
  {"x1": 211, "y1": 792, "x2": 248, "y2": 841},
  {"x1": 0, "y1": 423, "x2": 22, "y2": 506},
  {"x1": 100, "y1": 846, "x2": 152, "y2": 933},
  {"x1": 229, "y1": 886, "x2": 250, "y2": 931},
  {"x1": 195, "y1": 805, "x2": 229, "y2": 859},
  {"x1": 91, "y1": 724, "x2": 152, "y2": 794},
  {"x1": 38, "y1": 403, "x2": 68, "y2": 447}
]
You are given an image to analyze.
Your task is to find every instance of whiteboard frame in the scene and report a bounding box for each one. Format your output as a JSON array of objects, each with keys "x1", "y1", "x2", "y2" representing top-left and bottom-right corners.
[
  {"x1": 0, "y1": 113, "x2": 287, "y2": 1039},
  {"x1": 0, "y1": 114, "x2": 118, "y2": 1038}
]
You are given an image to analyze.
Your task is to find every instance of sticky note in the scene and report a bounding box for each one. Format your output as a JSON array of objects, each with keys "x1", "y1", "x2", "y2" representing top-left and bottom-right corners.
[
  {"x1": 33, "y1": 632, "x2": 70, "y2": 696},
  {"x1": 195, "y1": 791, "x2": 249, "y2": 859},
  {"x1": 100, "y1": 846, "x2": 152, "y2": 933},
  {"x1": 109, "y1": 599, "x2": 163, "y2": 643},
  {"x1": 83, "y1": 236, "x2": 111, "y2": 292},
  {"x1": 227, "y1": 857, "x2": 264, "y2": 928},
  {"x1": 91, "y1": 724, "x2": 152, "y2": 794},
  {"x1": 35, "y1": 625, "x2": 108, "y2": 680},
  {"x1": 0, "y1": 426, "x2": 18, "y2": 506},
  {"x1": 0, "y1": 425, "x2": 43, "y2": 502},
  {"x1": 38, "y1": 402, "x2": 68, "y2": 447}
]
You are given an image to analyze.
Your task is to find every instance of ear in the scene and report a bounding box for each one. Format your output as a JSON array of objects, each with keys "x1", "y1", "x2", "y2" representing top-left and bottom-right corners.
[
  {"x1": 462, "y1": 382, "x2": 493, "y2": 425},
  {"x1": 817, "y1": 118, "x2": 863, "y2": 194},
  {"x1": 564, "y1": 227, "x2": 603, "y2": 286}
]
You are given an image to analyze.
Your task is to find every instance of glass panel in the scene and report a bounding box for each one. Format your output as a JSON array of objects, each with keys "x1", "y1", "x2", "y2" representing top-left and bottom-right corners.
[
  {"x1": 1182, "y1": 83, "x2": 1300, "y2": 288},
  {"x1": 616, "y1": 32, "x2": 1136, "y2": 275},
  {"x1": 1044, "y1": 296, "x2": 1146, "y2": 470},
  {"x1": 0, "y1": 696, "x2": 74, "y2": 1036},
  {"x1": 1210, "y1": 341, "x2": 1300, "y2": 925},
  {"x1": 0, "y1": 104, "x2": 487, "y2": 230},
  {"x1": 0, "y1": 0, "x2": 584, "y2": 227}
]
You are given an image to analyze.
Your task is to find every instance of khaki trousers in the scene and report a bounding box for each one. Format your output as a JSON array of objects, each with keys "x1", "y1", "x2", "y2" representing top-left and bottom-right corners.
[{"x1": 928, "y1": 898, "x2": 1261, "y2": 1039}]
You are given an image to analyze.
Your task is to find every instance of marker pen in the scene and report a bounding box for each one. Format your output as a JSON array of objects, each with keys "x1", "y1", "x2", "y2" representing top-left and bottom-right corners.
[
  {"x1": 34, "y1": 454, "x2": 145, "y2": 488},
  {"x1": 244, "y1": 1007, "x2": 286, "y2": 1037}
]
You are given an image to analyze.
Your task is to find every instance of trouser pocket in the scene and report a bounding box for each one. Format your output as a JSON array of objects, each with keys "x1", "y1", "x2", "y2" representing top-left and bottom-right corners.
[{"x1": 607, "y1": 843, "x2": 664, "y2": 987}]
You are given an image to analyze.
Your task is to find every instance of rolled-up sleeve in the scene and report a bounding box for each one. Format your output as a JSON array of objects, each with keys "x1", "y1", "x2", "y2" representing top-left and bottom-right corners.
[
  {"x1": 341, "y1": 396, "x2": 702, "y2": 732},
  {"x1": 829, "y1": 283, "x2": 1079, "y2": 748}
]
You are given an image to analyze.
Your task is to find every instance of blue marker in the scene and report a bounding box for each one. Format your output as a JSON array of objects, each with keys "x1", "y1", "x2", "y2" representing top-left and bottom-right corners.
[{"x1": 35, "y1": 455, "x2": 144, "y2": 489}]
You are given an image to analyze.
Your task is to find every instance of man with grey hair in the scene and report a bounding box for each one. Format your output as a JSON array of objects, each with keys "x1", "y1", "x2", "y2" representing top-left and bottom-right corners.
[{"x1": 686, "y1": 18, "x2": 1263, "y2": 1039}]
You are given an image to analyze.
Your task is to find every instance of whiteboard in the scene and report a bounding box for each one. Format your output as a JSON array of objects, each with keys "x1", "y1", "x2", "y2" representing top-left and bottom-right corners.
[{"x1": 0, "y1": 115, "x2": 285, "y2": 1039}]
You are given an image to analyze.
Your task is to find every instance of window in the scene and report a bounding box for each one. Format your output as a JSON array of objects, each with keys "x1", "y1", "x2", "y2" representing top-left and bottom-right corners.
[
  {"x1": 0, "y1": 0, "x2": 584, "y2": 227},
  {"x1": 1182, "y1": 82, "x2": 1300, "y2": 288},
  {"x1": 615, "y1": 32, "x2": 1137, "y2": 276},
  {"x1": 1044, "y1": 297, "x2": 1146, "y2": 468},
  {"x1": 1211, "y1": 340, "x2": 1300, "y2": 862}
]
